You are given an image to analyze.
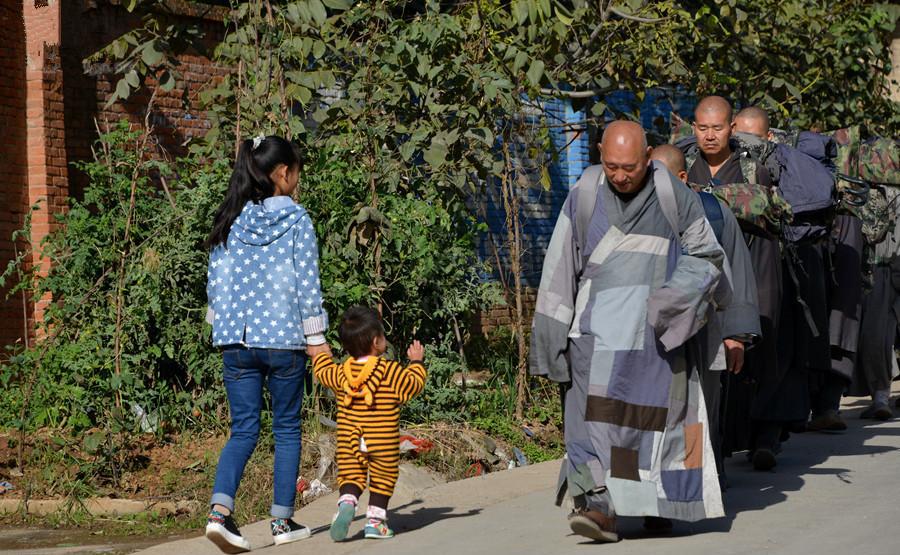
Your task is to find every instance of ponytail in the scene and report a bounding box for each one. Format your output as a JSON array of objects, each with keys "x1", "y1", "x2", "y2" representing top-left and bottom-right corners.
[{"x1": 206, "y1": 136, "x2": 301, "y2": 248}]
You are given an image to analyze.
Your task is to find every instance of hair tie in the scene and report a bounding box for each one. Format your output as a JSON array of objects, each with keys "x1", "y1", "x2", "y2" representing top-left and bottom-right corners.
[{"x1": 252, "y1": 134, "x2": 265, "y2": 150}]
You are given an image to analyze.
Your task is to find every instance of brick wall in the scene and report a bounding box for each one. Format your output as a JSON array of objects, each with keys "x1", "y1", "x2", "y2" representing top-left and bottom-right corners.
[
  {"x1": 0, "y1": 0, "x2": 29, "y2": 352},
  {"x1": 62, "y1": 1, "x2": 227, "y2": 198},
  {"x1": 23, "y1": 0, "x2": 68, "y2": 336},
  {"x1": 0, "y1": 0, "x2": 227, "y2": 350}
]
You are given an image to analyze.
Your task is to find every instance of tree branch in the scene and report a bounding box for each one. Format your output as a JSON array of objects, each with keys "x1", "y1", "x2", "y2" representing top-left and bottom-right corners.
[
  {"x1": 608, "y1": 7, "x2": 667, "y2": 24},
  {"x1": 540, "y1": 87, "x2": 612, "y2": 98}
]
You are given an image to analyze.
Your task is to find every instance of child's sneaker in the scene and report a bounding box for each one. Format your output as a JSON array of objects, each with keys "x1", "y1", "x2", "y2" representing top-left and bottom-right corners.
[
  {"x1": 364, "y1": 519, "x2": 394, "y2": 539},
  {"x1": 271, "y1": 518, "x2": 311, "y2": 545},
  {"x1": 330, "y1": 501, "x2": 356, "y2": 542},
  {"x1": 205, "y1": 510, "x2": 251, "y2": 554}
]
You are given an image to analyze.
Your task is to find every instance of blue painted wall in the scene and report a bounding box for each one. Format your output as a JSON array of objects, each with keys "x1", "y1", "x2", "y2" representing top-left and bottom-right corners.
[{"x1": 479, "y1": 89, "x2": 697, "y2": 287}]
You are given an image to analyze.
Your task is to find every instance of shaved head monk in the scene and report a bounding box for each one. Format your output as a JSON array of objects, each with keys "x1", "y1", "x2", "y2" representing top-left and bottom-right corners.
[
  {"x1": 598, "y1": 120, "x2": 652, "y2": 195},
  {"x1": 531, "y1": 120, "x2": 727, "y2": 543},
  {"x1": 734, "y1": 106, "x2": 772, "y2": 140},
  {"x1": 682, "y1": 96, "x2": 793, "y2": 474}
]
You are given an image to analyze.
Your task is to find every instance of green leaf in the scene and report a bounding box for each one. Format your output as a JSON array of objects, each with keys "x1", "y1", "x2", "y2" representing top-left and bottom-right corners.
[
  {"x1": 313, "y1": 40, "x2": 326, "y2": 59},
  {"x1": 159, "y1": 71, "x2": 175, "y2": 92},
  {"x1": 526, "y1": 60, "x2": 545, "y2": 87},
  {"x1": 114, "y1": 78, "x2": 131, "y2": 101},
  {"x1": 141, "y1": 42, "x2": 164, "y2": 67},
  {"x1": 84, "y1": 431, "x2": 105, "y2": 454},
  {"x1": 540, "y1": 166, "x2": 551, "y2": 190},
  {"x1": 399, "y1": 141, "x2": 418, "y2": 161},
  {"x1": 513, "y1": 51, "x2": 528, "y2": 73},
  {"x1": 465, "y1": 127, "x2": 494, "y2": 145},
  {"x1": 124, "y1": 69, "x2": 140, "y2": 88},
  {"x1": 556, "y1": 11, "x2": 573, "y2": 25},
  {"x1": 424, "y1": 140, "x2": 449, "y2": 168},
  {"x1": 309, "y1": 0, "x2": 328, "y2": 25},
  {"x1": 322, "y1": 0, "x2": 352, "y2": 10}
]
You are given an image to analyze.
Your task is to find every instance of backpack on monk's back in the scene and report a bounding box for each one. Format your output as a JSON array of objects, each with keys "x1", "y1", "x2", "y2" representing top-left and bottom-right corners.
[
  {"x1": 763, "y1": 130, "x2": 838, "y2": 243},
  {"x1": 675, "y1": 135, "x2": 791, "y2": 236},
  {"x1": 830, "y1": 128, "x2": 900, "y2": 245}
]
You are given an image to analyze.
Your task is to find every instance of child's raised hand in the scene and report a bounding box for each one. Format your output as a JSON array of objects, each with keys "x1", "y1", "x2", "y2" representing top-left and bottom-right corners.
[{"x1": 407, "y1": 340, "x2": 425, "y2": 362}]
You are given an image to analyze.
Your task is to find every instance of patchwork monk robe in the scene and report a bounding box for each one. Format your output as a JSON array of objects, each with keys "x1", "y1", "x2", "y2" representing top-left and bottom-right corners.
[{"x1": 531, "y1": 162, "x2": 726, "y2": 522}]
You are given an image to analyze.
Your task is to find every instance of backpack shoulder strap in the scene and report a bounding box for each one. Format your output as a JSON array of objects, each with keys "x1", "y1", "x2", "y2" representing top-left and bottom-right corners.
[
  {"x1": 698, "y1": 191, "x2": 725, "y2": 244},
  {"x1": 739, "y1": 153, "x2": 759, "y2": 185},
  {"x1": 684, "y1": 147, "x2": 699, "y2": 176},
  {"x1": 573, "y1": 165, "x2": 604, "y2": 272},
  {"x1": 651, "y1": 160, "x2": 681, "y2": 239}
]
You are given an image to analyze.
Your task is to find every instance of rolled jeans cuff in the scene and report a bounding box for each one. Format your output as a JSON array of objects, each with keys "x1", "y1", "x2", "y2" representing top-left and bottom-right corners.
[
  {"x1": 210, "y1": 493, "x2": 235, "y2": 512},
  {"x1": 271, "y1": 503, "x2": 294, "y2": 519}
]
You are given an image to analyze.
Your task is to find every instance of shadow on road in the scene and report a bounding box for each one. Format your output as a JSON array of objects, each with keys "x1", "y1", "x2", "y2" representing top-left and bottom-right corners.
[
  {"x1": 588, "y1": 401, "x2": 900, "y2": 541},
  {"x1": 389, "y1": 498, "x2": 483, "y2": 533},
  {"x1": 682, "y1": 402, "x2": 899, "y2": 537}
]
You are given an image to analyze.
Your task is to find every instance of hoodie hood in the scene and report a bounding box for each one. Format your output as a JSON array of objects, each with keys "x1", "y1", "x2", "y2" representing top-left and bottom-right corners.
[{"x1": 231, "y1": 196, "x2": 306, "y2": 246}]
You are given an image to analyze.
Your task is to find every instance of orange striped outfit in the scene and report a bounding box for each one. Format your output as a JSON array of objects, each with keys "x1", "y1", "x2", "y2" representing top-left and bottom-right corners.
[{"x1": 312, "y1": 352, "x2": 427, "y2": 497}]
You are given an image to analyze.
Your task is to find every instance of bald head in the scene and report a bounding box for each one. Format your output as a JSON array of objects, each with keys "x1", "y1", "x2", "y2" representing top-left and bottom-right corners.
[
  {"x1": 650, "y1": 144, "x2": 686, "y2": 177},
  {"x1": 695, "y1": 95, "x2": 733, "y2": 122},
  {"x1": 601, "y1": 120, "x2": 649, "y2": 150},
  {"x1": 599, "y1": 121, "x2": 651, "y2": 194},
  {"x1": 734, "y1": 106, "x2": 771, "y2": 139},
  {"x1": 693, "y1": 95, "x2": 734, "y2": 160}
]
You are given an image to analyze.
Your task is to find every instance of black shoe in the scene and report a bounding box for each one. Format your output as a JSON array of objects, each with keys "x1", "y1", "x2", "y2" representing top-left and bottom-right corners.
[
  {"x1": 752, "y1": 448, "x2": 777, "y2": 471},
  {"x1": 861, "y1": 403, "x2": 892, "y2": 421},
  {"x1": 205, "y1": 510, "x2": 251, "y2": 554},
  {"x1": 807, "y1": 410, "x2": 847, "y2": 432},
  {"x1": 271, "y1": 518, "x2": 311, "y2": 545}
]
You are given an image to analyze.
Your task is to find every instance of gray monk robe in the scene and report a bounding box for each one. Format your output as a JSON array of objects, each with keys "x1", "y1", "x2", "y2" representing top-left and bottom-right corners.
[
  {"x1": 530, "y1": 162, "x2": 726, "y2": 522},
  {"x1": 696, "y1": 200, "x2": 761, "y2": 473}
]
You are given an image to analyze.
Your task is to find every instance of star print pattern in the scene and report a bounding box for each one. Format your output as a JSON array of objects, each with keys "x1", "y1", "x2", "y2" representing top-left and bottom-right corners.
[{"x1": 207, "y1": 198, "x2": 328, "y2": 348}]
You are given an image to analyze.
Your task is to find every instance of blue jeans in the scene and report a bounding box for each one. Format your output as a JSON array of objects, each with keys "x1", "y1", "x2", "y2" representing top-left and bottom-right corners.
[{"x1": 211, "y1": 347, "x2": 306, "y2": 519}]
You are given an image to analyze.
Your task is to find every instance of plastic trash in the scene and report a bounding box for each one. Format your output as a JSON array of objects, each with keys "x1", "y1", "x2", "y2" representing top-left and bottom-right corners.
[
  {"x1": 296, "y1": 477, "x2": 310, "y2": 494},
  {"x1": 316, "y1": 433, "x2": 336, "y2": 481},
  {"x1": 130, "y1": 402, "x2": 158, "y2": 433},
  {"x1": 318, "y1": 415, "x2": 337, "y2": 429},
  {"x1": 301, "y1": 479, "x2": 332, "y2": 501},
  {"x1": 398, "y1": 434, "x2": 434, "y2": 454},
  {"x1": 0, "y1": 481, "x2": 14, "y2": 494},
  {"x1": 522, "y1": 426, "x2": 535, "y2": 438},
  {"x1": 513, "y1": 447, "x2": 529, "y2": 467}
]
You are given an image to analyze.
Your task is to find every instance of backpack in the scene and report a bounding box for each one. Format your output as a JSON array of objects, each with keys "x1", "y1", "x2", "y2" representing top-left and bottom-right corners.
[
  {"x1": 830, "y1": 128, "x2": 900, "y2": 245},
  {"x1": 738, "y1": 130, "x2": 837, "y2": 243},
  {"x1": 677, "y1": 136, "x2": 791, "y2": 235}
]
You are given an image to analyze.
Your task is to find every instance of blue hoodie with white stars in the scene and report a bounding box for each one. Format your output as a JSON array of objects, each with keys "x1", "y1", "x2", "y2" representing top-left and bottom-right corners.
[{"x1": 207, "y1": 196, "x2": 328, "y2": 349}]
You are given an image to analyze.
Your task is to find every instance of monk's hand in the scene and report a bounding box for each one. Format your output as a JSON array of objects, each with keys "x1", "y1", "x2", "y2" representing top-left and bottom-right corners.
[
  {"x1": 306, "y1": 342, "x2": 332, "y2": 359},
  {"x1": 724, "y1": 339, "x2": 745, "y2": 374},
  {"x1": 407, "y1": 340, "x2": 425, "y2": 362}
]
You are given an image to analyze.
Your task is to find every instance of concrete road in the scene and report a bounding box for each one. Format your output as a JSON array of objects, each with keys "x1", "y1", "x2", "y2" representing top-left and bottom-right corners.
[{"x1": 8, "y1": 387, "x2": 900, "y2": 555}]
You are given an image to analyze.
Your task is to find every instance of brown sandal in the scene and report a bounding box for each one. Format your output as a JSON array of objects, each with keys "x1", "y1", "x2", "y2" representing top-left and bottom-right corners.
[{"x1": 568, "y1": 511, "x2": 619, "y2": 543}]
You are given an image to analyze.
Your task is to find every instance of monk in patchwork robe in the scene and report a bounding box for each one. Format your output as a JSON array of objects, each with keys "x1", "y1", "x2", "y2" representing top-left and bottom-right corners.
[{"x1": 530, "y1": 121, "x2": 726, "y2": 542}]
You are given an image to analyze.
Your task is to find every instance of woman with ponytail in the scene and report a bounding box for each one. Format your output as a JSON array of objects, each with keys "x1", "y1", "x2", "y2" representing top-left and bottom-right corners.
[{"x1": 204, "y1": 135, "x2": 330, "y2": 553}]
